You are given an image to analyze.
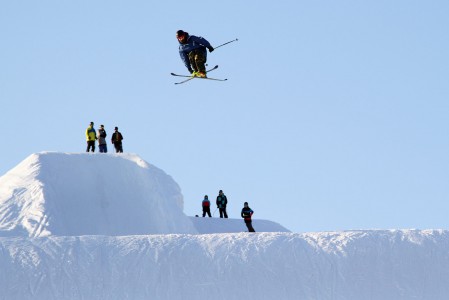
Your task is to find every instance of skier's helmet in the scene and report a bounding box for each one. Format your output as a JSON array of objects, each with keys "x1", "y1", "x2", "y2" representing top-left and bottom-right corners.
[{"x1": 176, "y1": 30, "x2": 188, "y2": 42}]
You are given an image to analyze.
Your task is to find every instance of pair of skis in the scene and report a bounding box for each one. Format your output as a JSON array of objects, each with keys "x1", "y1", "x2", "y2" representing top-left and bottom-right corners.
[{"x1": 171, "y1": 65, "x2": 227, "y2": 85}]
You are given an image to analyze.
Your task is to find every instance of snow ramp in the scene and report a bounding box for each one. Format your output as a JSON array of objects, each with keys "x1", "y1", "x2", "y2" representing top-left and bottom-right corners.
[{"x1": 0, "y1": 152, "x2": 197, "y2": 237}]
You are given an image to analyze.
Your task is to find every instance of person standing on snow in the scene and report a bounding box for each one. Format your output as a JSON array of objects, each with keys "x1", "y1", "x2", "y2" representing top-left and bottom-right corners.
[
  {"x1": 241, "y1": 202, "x2": 255, "y2": 232},
  {"x1": 216, "y1": 190, "x2": 228, "y2": 218},
  {"x1": 111, "y1": 127, "x2": 124, "y2": 153},
  {"x1": 202, "y1": 195, "x2": 212, "y2": 217},
  {"x1": 85, "y1": 121, "x2": 97, "y2": 152},
  {"x1": 176, "y1": 30, "x2": 214, "y2": 78},
  {"x1": 97, "y1": 124, "x2": 108, "y2": 153}
]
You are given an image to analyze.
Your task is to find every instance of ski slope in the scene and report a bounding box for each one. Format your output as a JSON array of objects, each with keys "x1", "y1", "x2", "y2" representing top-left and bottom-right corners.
[{"x1": 0, "y1": 153, "x2": 448, "y2": 300}]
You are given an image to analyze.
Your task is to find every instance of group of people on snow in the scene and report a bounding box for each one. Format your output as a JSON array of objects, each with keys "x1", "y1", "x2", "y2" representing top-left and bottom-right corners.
[
  {"x1": 86, "y1": 122, "x2": 124, "y2": 153},
  {"x1": 201, "y1": 190, "x2": 255, "y2": 232}
]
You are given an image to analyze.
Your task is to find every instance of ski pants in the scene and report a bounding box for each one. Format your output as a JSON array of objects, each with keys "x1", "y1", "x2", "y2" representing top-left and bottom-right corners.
[
  {"x1": 188, "y1": 49, "x2": 207, "y2": 73},
  {"x1": 99, "y1": 144, "x2": 108, "y2": 153},
  {"x1": 245, "y1": 220, "x2": 255, "y2": 232},
  {"x1": 219, "y1": 207, "x2": 228, "y2": 218},
  {"x1": 114, "y1": 142, "x2": 123, "y2": 153},
  {"x1": 86, "y1": 141, "x2": 95, "y2": 152},
  {"x1": 202, "y1": 207, "x2": 211, "y2": 217}
]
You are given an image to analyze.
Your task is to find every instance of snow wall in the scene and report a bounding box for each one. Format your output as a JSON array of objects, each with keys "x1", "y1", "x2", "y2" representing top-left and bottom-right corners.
[{"x1": 1, "y1": 230, "x2": 449, "y2": 300}]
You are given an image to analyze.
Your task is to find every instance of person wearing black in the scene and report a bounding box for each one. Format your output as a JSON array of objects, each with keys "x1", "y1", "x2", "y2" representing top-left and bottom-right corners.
[
  {"x1": 216, "y1": 190, "x2": 228, "y2": 218},
  {"x1": 98, "y1": 124, "x2": 108, "y2": 153},
  {"x1": 202, "y1": 195, "x2": 211, "y2": 217},
  {"x1": 241, "y1": 202, "x2": 255, "y2": 232},
  {"x1": 111, "y1": 127, "x2": 124, "y2": 153}
]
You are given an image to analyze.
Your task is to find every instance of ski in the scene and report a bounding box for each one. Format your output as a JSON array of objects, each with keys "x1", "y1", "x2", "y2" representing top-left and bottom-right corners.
[
  {"x1": 174, "y1": 75, "x2": 227, "y2": 85},
  {"x1": 171, "y1": 65, "x2": 218, "y2": 78},
  {"x1": 171, "y1": 65, "x2": 227, "y2": 84}
]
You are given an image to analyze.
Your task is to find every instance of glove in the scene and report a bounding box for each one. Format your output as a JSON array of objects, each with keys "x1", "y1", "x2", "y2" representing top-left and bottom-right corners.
[
  {"x1": 188, "y1": 69, "x2": 194, "y2": 74},
  {"x1": 208, "y1": 46, "x2": 214, "y2": 53}
]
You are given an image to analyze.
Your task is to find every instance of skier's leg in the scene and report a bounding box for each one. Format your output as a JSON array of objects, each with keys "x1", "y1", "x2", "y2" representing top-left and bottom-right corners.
[
  {"x1": 195, "y1": 50, "x2": 207, "y2": 76},
  {"x1": 249, "y1": 221, "x2": 255, "y2": 232},
  {"x1": 188, "y1": 52, "x2": 198, "y2": 74}
]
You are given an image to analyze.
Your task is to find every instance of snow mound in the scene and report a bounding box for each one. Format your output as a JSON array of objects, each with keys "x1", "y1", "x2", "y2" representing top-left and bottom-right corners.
[
  {"x1": 1, "y1": 230, "x2": 449, "y2": 300},
  {"x1": 0, "y1": 152, "x2": 197, "y2": 237},
  {"x1": 189, "y1": 216, "x2": 290, "y2": 233}
]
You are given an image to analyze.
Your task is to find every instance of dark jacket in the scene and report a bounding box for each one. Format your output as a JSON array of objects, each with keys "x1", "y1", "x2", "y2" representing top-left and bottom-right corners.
[
  {"x1": 178, "y1": 35, "x2": 212, "y2": 72},
  {"x1": 241, "y1": 207, "x2": 254, "y2": 221},
  {"x1": 98, "y1": 129, "x2": 107, "y2": 145},
  {"x1": 216, "y1": 194, "x2": 228, "y2": 208},
  {"x1": 111, "y1": 131, "x2": 123, "y2": 144}
]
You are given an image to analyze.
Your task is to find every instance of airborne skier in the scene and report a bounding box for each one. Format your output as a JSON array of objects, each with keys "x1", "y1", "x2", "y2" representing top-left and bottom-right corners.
[{"x1": 176, "y1": 30, "x2": 214, "y2": 78}]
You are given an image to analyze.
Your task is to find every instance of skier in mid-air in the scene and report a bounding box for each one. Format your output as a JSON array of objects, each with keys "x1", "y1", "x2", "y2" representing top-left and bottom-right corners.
[{"x1": 176, "y1": 30, "x2": 214, "y2": 78}]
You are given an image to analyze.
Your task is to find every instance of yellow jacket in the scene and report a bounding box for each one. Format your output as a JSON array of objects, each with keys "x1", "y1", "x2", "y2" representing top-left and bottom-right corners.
[{"x1": 86, "y1": 126, "x2": 97, "y2": 141}]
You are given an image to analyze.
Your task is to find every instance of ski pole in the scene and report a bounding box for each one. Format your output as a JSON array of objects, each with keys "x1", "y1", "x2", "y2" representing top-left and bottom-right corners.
[
  {"x1": 213, "y1": 208, "x2": 218, "y2": 217},
  {"x1": 214, "y1": 38, "x2": 238, "y2": 50}
]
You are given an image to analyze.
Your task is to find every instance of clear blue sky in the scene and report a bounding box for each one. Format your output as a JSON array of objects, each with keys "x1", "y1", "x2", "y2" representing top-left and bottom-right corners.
[{"x1": 1, "y1": 1, "x2": 448, "y2": 233}]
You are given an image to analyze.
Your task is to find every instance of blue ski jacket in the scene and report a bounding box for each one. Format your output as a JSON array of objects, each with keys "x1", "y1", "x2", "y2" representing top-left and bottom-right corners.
[
  {"x1": 241, "y1": 207, "x2": 254, "y2": 221},
  {"x1": 178, "y1": 35, "x2": 212, "y2": 73}
]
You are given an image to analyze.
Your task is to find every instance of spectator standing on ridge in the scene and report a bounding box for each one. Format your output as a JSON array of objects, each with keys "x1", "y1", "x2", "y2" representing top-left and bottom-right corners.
[
  {"x1": 216, "y1": 190, "x2": 228, "y2": 218},
  {"x1": 176, "y1": 29, "x2": 214, "y2": 78},
  {"x1": 85, "y1": 121, "x2": 97, "y2": 152},
  {"x1": 241, "y1": 202, "x2": 255, "y2": 232},
  {"x1": 111, "y1": 127, "x2": 124, "y2": 153},
  {"x1": 202, "y1": 195, "x2": 212, "y2": 217},
  {"x1": 98, "y1": 124, "x2": 107, "y2": 153}
]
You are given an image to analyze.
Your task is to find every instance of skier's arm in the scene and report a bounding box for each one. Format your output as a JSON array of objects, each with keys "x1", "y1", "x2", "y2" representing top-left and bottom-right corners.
[{"x1": 190, "y1": 35, "x2": 212, "y2": 49}]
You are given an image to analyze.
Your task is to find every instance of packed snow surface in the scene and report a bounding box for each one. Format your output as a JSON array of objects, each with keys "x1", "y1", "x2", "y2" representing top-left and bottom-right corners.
[
  {"x1": 1, "y1": 230, "x2": 449, "y2": 300},
  {"x1": 0, "y1": 153, "x2": 448, "y2": 299}
]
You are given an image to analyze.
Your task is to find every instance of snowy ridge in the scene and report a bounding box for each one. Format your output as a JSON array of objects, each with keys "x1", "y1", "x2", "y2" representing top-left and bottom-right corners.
[{"x1": 1, "y1": 230, "x2": 449, "y2": 300}]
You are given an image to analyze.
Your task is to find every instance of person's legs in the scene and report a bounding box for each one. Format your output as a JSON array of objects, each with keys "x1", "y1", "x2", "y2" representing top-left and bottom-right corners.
[
  {"x1": 245, "y1": 221, "x2": 255, "y2": 232},
  {"x1": 194, "y1": 51, "x2": 207, "y2": 74},
  {"x1": 87, "y1": 141, "x2": 95, "y2": 152},
  {"x1": 188, "y1": 51, "x2": 199, "y2": 73},
  {"x1": 188, "y1": 49, "x2": 207, "y2": 76}
]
